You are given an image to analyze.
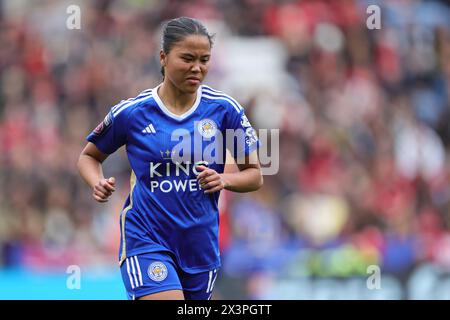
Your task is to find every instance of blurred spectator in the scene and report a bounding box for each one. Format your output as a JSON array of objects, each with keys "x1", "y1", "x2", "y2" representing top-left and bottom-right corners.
[{"x1": 2, "y1": 0, "x2": 450, "y2": 299}]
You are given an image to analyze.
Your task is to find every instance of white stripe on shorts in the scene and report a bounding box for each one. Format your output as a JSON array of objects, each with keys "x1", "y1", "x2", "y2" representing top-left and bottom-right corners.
[
  {"x1": 126, "y1": 258, "x2": 135, "y2": 289},
  {"x1": 210, "y1": 269, "x2": 218, "y2": 293},
  {"x1": 206, "y1": 270, "x2": 213, "y2": 293},
  {"x1": 129, "y1": 256, "x2": 140, "y2": 288},
  {"x1": 133, "y1": 256, "x2": 143, "y2": 286}
]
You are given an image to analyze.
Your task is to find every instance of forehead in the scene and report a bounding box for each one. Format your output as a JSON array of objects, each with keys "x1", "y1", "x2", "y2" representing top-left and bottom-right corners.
[{"x1": 171, "y1": 35, "x2": 211, "y2": 54}]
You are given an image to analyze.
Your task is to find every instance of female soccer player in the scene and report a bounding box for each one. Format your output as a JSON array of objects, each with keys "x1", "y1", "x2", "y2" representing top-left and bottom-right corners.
[{"x1": 77, "y1": 17, "x2": 263, "y2": 300}]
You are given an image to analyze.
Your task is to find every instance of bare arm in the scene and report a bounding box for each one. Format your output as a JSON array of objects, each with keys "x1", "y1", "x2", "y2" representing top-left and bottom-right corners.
[
  {"x1": 197, "y1": 150, "x2": 263, "y2": 194},
  {"x1": 77, "y1": 142, "x2": 116, "y2": 202}
]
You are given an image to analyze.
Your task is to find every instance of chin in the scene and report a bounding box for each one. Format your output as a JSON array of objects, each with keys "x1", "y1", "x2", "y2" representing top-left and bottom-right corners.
[{"x1": 183, "y1": 85, "x2": 200, "y2": 94}]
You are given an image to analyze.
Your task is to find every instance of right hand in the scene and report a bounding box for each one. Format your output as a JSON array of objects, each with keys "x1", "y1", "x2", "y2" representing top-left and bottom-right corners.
[{"x1": 93, "y1": 177, "x2": 116, "y2": 202}]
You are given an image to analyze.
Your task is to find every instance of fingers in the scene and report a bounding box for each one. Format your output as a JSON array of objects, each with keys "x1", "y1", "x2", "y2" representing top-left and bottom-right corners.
[
  {"x1": 198, "y1": 174, "x2": 219, "y2": 185},
  {"x1": 93, "y1": 178, "x2": 116, "y2": 203},
  {"x1": 93, "y1": 187, "x2": 110, "y2": 201},
  {"x1": 93, "y1": 193, "x2": 109, "y2": 202},
  {"x1": 94, "y1": 184, "x2": 112, "y2": 196},
  {"x1": 196, "y1": 167, "x2": 215, "y2": 181},
  {"x1": 196, "y1": 169, "x2": 225, "y2": 193},
  {"x1": 204, "y1": 184, "x2": 225, "y2": 194},
  {"x1": 102, "y1": 177, "x2": 116, "y2": 192},
  {"x1": 201, "y1": 179, "x2": 222, "y2": 190},
  {"x1": 198, "y1": 171, "x2": 220, "y2": 185}
]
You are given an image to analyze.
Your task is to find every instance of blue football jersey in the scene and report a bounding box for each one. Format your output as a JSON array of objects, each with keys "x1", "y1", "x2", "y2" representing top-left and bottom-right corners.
[{"x1": 87, "y1": 84, "x2": 260, "y2": 273}]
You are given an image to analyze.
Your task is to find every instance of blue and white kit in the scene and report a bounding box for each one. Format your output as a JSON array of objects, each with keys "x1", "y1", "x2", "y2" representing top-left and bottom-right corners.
[{"x1": 87, "y1": 84, "x2": 260, "y2": 299}]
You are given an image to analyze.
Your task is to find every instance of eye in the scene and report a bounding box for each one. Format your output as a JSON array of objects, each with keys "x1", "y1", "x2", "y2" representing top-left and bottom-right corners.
[{"x1": 201, "y1": 57, "x2": 210, "y2": 63}]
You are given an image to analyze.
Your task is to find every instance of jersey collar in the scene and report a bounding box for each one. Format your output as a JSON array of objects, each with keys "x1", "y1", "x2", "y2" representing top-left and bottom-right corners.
[{"x1": 152, "y1": 84, "x2": 202, "y2": 121}]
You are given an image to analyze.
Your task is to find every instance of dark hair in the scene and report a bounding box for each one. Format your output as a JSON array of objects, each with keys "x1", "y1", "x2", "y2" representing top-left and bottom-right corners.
[{"x1": 160, "y1": 17, "x2": 214, "y2": 77}]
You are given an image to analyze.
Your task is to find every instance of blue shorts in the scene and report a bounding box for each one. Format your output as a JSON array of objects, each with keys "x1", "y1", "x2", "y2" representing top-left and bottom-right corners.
[{"x1": 120, "y1": 251, "x2": 219, "y2": 300}]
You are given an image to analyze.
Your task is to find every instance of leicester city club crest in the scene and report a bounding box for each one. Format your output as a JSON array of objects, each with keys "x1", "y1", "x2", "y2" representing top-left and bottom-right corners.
[
  {"x1": 197, "y1": 119, "x2": 217, "y2": 138},
  {"x1": 148, "y1": 261, "x2": 168, "y2": 281}
]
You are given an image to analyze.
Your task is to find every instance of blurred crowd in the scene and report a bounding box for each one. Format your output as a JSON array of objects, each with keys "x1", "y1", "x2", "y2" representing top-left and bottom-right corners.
[{"x1": 2, "y1": 0, "x2": 450, "y2": 298}]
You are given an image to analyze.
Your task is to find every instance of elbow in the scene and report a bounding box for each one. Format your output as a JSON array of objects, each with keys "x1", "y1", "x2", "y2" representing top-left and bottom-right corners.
[{"x1": 77, "y1": 151, "x2": 91, "y2": 174}]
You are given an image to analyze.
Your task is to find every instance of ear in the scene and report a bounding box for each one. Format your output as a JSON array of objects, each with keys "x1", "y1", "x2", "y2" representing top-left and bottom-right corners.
[{"x1": 160, "y1": 49, "x2": 166, "y2": 67}]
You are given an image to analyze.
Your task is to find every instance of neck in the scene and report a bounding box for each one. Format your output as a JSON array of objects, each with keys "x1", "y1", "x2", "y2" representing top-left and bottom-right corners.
[{"x1": 158, "y1": 80, "x2": 197, "y2": 115}]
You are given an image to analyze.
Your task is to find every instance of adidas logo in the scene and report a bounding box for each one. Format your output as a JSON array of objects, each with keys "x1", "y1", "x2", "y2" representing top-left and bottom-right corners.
[{"x1": 142, "y1": 123, "x2": 156, "y2": 134}]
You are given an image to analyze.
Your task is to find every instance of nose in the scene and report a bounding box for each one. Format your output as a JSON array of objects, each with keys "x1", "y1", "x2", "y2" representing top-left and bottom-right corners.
[{"x1": 191, "y1": 62, "x2": 201, "y2": 73}]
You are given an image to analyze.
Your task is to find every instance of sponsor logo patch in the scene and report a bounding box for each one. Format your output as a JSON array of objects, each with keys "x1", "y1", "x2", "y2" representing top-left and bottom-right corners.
[{"x1": 93, "y1": 112, "x2": 113, "y2": 136}]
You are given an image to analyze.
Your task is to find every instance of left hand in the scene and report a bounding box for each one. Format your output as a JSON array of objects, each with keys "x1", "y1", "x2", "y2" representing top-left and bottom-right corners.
[{"x1": 196, "y1": 166, "x2": 227, "y2": 194}]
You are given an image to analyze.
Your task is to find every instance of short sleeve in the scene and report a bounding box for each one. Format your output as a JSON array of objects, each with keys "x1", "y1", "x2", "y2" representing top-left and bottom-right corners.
[
  {"x1": 225, "y1": 107, "x2": 261, "y2": 160},
  {"x1": 86, "y1": 104, "x2": 130, "y2": 155}
]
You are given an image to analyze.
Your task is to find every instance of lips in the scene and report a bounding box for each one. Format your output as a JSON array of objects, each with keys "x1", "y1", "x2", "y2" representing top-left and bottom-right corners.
[
  {"x1": 186, "y1": 76, "x2": 201, "y2": 81},
  {"x1": 186, "y1": 77, "x2": 201, "y2": 85}
]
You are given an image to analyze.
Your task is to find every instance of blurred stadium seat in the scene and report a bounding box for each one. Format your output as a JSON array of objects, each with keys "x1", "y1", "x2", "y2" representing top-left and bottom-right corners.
[{"x1": 2, "y1": 0, "x2": 450, "y2": 299}]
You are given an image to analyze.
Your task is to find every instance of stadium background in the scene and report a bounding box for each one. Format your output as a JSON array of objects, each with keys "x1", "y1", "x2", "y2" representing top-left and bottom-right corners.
[{"x1": 2, "y1": 0, "x2": 450, "y2": 299}]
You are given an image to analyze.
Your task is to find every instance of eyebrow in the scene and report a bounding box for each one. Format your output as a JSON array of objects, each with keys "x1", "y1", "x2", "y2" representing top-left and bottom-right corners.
[{"x1": 180, "y1": 53, "x2": 211, "y2": 58}]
